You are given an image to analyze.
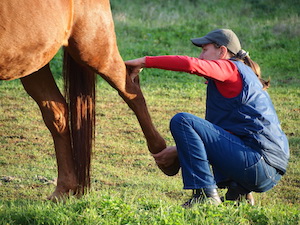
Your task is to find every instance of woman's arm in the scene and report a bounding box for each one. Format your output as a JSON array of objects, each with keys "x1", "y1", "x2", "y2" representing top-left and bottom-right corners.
[
  {"x1": 125, "y1": 55, "x2": 242, "y2": 98},
  {"x1": 145, "y1": 55, "x2": 238, "y2": 83},
  {"x1": 125, "y1": 57, "x2": 146, "y2": 82}
]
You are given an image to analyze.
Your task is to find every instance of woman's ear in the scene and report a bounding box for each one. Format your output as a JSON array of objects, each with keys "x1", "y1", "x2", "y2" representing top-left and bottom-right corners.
[{"x1": 219, "y1": 46, "x2": 229, "y2": 59}]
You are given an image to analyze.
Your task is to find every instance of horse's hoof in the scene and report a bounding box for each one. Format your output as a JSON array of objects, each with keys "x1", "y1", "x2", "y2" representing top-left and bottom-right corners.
[
  {"x1": 47, "y1": 188, "x2": 78, "y2": 203},
  {"x1": 47, "y1": 191, "x2": 68, "y2": 203},
  {"x1": 157, "y1": 157, "x2": 180, "y2": 176}
]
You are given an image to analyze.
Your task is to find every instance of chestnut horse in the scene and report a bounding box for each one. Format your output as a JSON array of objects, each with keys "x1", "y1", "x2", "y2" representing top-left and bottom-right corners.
[{"x1": 0, "y1": 0, "x2": 180, "y2": 200}]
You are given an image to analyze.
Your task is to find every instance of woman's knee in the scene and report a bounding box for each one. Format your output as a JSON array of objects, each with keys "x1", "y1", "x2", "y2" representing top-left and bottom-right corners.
[
  {"x1": 170, "y1": 112, "x2": 190, "y2": 131},
  {"x1": 170, "y1": 112, "x2": 206, "y2": 129}
]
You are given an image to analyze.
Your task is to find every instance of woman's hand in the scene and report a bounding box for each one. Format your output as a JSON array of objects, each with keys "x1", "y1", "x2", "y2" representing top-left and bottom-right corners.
[
  {"x1": 125, "y1": 57, "x2": 146, "y2": 82},
  {"x1": 152, "y1": 146, "x2": 178, "y2": 167}
]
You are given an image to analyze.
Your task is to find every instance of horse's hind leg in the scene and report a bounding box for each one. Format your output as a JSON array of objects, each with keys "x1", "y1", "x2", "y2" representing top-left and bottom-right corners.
[
  {"x1": 68, "y1": 1, "x2": 180, "y2": 175},
  {"x1": 96, "y1": 55, "x2": 180, "y2": 175},
  {"x1": 103, "y1": 62, "x2": 167, "y2": 154},
  {"x1": 69, "y1": 44, "x2": 176, "y2": 175},
  {"x1": 21, "y1": 64, "x2": 78, "y2": 200},
  {"x1": 68, "y1": 2, "x2": 166, "y2": 154}
]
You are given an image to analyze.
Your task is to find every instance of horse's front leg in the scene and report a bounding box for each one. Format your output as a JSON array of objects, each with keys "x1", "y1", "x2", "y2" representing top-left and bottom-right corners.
[{"x1": 21, "y1": 64, "x2": 78, "y2": 200}]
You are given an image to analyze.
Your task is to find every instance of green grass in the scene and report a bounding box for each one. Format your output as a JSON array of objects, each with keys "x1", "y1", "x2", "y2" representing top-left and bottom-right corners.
[{"x1": 1, "y1": 0, "x2": 300, "y2": 224}]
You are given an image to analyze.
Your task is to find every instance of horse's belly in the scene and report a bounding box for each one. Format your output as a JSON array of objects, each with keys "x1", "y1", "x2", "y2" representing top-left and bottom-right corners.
[{"x1": 0, "y1": 0, "x2": 72, "y2": 80}]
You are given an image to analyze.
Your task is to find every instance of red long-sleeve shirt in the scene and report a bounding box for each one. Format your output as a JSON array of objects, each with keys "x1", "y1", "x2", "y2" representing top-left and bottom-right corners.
[{"x1": 145, "y1": 55, "x2": 243, "y2": 98}]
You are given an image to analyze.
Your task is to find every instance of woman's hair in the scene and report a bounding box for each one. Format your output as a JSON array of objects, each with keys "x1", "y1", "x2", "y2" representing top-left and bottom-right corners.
[
  {"x1": 214, "y1": 44, "x2": 270, "y2": 89},
  {"x1": 240, "y1": 55, "x2": 270, "y2": 90}
]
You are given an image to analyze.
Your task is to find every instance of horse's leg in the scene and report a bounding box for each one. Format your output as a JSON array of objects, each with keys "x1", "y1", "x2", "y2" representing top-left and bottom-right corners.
[
  {"x1": 68, "y1": 0, "x2": 179, "y2": 175},
  {"x1": 68, "y1": 2, "x2": 165, "y2": 154},
  {"x1": 104, "y1": 63, "x2": 166, "y2": 154},
  {"x1": 68, "y1": 44, "x2": 166, "y2": 153},
  {"x1": 99, "y1": 56, "x2": 181, "y2": 175},
  {"x1": 97, "y1": 56, "x2": 181, "y2": 175},
  {"x1": 21, "y1": 64, "x2": 78, "y2": 200}
]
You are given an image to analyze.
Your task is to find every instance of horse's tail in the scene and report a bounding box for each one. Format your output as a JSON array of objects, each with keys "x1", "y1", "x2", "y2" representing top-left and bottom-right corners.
[{"x1": 63, "y1": 48, "x2": 96, "y2": 194}]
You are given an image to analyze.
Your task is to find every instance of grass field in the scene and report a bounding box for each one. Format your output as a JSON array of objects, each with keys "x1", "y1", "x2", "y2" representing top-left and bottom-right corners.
[{"x1": 1, "y1": 0, "x2": 299, "y2": 224}]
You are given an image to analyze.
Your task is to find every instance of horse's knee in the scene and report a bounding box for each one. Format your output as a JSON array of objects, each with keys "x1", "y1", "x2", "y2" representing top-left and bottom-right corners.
[{"x1": 41, "y1": 101, "x2": 69, "y2": 136}]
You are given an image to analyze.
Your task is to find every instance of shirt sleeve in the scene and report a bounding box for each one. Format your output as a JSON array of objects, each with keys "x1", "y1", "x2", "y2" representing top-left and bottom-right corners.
[{"x1": 145, "y1": 55, "x2": 243, "y2": 98}]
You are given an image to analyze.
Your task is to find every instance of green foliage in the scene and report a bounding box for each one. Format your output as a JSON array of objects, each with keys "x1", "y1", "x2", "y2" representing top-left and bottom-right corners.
[
  {"x1": 1, "y1": 195, "x2": 299, "y2": 224},
  {"x1": 1, "y1": 0, "x2": 299, "y2": 224}
]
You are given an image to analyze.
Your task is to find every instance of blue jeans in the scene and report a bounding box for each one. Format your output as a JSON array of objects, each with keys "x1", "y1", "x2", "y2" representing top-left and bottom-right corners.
[{"x1": 170, "y1": 112, "x2": 282, "y2": 192}]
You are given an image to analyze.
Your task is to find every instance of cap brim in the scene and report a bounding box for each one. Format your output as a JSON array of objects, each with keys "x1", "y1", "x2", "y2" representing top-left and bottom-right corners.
[{"x1": 191, "y1": 37, "x2": 212, "y2": 47}]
